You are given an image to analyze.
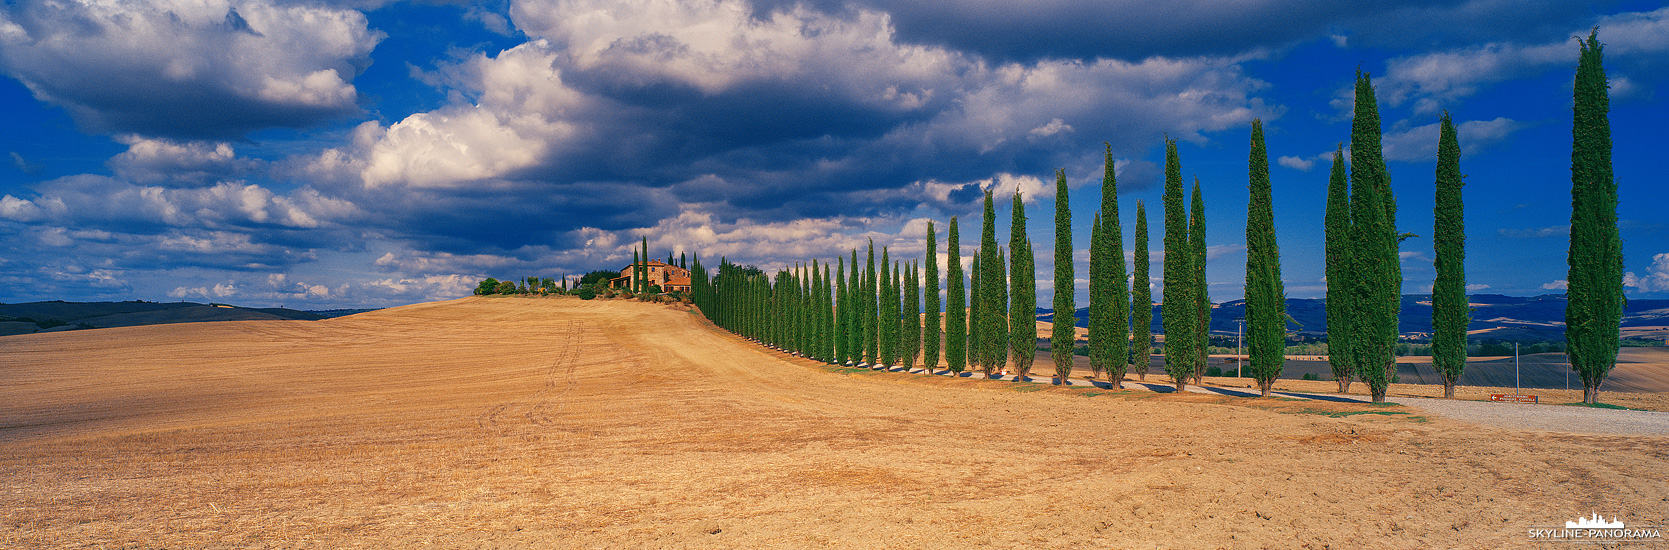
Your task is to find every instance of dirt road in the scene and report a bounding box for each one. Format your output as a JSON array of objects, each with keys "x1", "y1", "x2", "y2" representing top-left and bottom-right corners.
[{"x1": 3, "y1": 296, "x2": 1665, "y2": 549}]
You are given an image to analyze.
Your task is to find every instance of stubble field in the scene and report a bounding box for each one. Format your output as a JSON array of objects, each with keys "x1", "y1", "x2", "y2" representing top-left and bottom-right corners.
[{"x1": 2, "y1": 296, "x2": 1665, "y2": 549}]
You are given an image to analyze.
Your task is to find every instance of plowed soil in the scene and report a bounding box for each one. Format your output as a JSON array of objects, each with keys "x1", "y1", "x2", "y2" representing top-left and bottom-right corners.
[{"x1": 3, "y1": 296, "x2": 1665, "y2": 549}]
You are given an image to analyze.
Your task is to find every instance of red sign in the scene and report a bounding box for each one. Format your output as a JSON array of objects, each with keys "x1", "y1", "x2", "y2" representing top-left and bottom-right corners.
[{"x1": 1490, "y1": 393, "x2": 1539, "y2": 404}]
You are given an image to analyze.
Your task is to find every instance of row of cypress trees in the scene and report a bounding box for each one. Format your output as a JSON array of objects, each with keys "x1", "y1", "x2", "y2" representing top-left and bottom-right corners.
[{"x1": 682, "y1": 36, "x2": 1620, "y2": 402}]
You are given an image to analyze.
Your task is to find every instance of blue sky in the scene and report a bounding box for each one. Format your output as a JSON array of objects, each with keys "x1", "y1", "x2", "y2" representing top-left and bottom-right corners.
[{"x1": 1, "y1": 0, "x2": 1665, "y2": 309}]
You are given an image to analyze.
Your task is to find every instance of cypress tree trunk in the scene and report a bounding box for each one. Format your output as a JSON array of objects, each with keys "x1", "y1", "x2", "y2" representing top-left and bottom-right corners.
[
  {"x1": 1567, "y1": 30, "x2": 1621, "y2": 405},
  {"x1": 1433, "y1": 113, "x2": 1469, "y2": 398},
  {"x1": 1131, "y1": 201, "x2": 1152, "y2": 382},
  {"x1": 1010, "y1": 189, "x2": 1036, "y2": 380},
  {"x1": 924, "y1": 222, "x2": 942, "y2": 373},
  {"x1": 1349, "y1": 71, "x2": 1399, "y2": 404},
  {"x1": 1103, "y1": 146, "x2": 1132, "y2": 388},
  {"x1": 946, "y1": 218, "x2": 966, "y2": 373},
  {"x1": 1245, "y1": 119, "x2": 1287, "y2": 397},
  {"x1": 1325, "y1": 146, "x2": 1354, "y2": 393},
  {"x1": 1053, "y1": 170, "x2": 1076, "y2": 384},
  {"x1": 1190, "y1": 178, "x2": 1209, "y2": 386},
  {"x1": 1161, "y1": 138, "x2": 1195, "y2": 391}
]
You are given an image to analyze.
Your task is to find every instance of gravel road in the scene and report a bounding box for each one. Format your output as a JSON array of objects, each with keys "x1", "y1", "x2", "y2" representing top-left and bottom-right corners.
[{"x1": 1386, "y1": 396, "x2": 1669, "y2": 436}]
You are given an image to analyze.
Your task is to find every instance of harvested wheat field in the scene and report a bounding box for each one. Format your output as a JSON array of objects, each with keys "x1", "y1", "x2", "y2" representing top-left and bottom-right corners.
[{"x1": 3, "y1": 296, "x2": 1666, "y2": 549}]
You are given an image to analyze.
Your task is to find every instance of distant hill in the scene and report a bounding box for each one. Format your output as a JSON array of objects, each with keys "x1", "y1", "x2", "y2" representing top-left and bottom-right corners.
[
  {"x1": 1037, "y1": 294, "x2": 1669, "y2": 341},
  {"x1": 0, "y1": 301, "x2": 350, "y2": 337}
]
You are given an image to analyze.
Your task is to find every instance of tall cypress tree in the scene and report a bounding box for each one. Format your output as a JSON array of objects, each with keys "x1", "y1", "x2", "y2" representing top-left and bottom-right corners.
[
  {"x1": 924, "y1": 222, "x2": 942, "y2": 373},
  {"x1": 903, "y1": 261, "x2": 921, "y2": 371},
  {"x1": 1349, "y1": 71, "x2": 1400, "y2": 403},
  {"x1": 1053, "y1": 169, "x2": 1077, "y2": 384},
  {"x1": 631, "y1": 249, "x2": 641, "y2": 296},
  {"x1": 836, "y1": 256, "x2": 848, "y2": 364},
  {"x1": 968, "y1": 252, "x2": 981, "y2": 374},
  {"x1": 849, "y1": 249, "x2": 863, "y2": 365},
  {"x1": 1089, "y1": 211, "x2": 1106, "y2": 378},
  {"x1": 1010, "y1": 190, "x2": 1037, "y2": 380},
  {"x1": 1567, "y1": 29, "x2": 1622, "y2": 405},
  {"x1": 879, "y1": 249, "x2": 896, "y2": 367},
  {"x1": 1190, "y1": 178, "x2": 1210, "y2": 385},
  {"x1": 1324, "y1": 146, "x2": 1354, "y2": 393},
  {"x1": 1432, "y1": 112, "x2": 1469, "y2": 398},
  {"x1": 1101, "y1": 145, "x2": 1131, "y2": 385},
  {"x1": 1161, "y1": 138, "x2": 1195, "y2": 390},
  {"x1": 1130, "y1": 201, "x2": 1152, "y2": 383},
  {"x1": 865, "y1": 241, "x2": 878, "y2": 366},
  {"x1": 824, "y1": 262, "x2": 836, "y2": 362},
  {"x1": 979, "y1": 189, "x2": 1006, "y2": 378},
  {"x1": 1245, "y1": 119, "x2": 1287, "y2": 396},
  {"x1": 640, "y1": 236, "x2": 650, "y2": 297},
  {"x1": 945, "y1": 218, "x2": 966, "y2": 373},
  {"x1": 996, "y1": 246, "x2": 1011, "y2": 377}
]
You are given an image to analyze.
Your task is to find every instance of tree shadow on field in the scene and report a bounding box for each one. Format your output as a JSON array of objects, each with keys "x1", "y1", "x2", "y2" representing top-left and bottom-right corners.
[
  {"x1": 1274, "y1": 391, "x2": 1368, "y2": 403},
  {"x1": 1198, "y1": 386, "x2": 1260, "y2": 398},
  {"x1": 1128, "y1": 383, "x2": 1179, "y2": 393}
]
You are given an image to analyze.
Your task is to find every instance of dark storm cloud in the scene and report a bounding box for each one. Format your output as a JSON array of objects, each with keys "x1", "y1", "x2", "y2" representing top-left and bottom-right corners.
[{"x1": 0, "y1": 0, "x2": 382, "y2": 139}]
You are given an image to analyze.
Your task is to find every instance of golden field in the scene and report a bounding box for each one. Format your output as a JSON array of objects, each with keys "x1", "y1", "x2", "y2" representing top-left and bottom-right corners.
[{"x1": 2, "y1": 296, "x2": 1665, "y2": 549}]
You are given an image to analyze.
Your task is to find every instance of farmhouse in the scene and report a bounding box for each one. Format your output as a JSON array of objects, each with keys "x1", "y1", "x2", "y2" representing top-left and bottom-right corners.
[{"x1": 609, "y1": 260, "x2": 691, "y2": 293}]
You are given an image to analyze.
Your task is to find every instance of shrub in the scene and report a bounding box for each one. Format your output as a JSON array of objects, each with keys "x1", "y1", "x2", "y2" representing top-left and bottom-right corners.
[
  {"x1": 1301, "y1": 372, "x2": 1319, "y2": 381},
  {"x1": 493, "y1": 280, "x2": 518, "y2": 294},
  {"x1": 475, "y1": 278, "x2": 500, "y2": 295},
  {"x1": 1205, "y1": 366, "x2": 1222, "y2": 377},
  {"x1": 575, "y1": 286, "x2": 596, "y2": 300}
]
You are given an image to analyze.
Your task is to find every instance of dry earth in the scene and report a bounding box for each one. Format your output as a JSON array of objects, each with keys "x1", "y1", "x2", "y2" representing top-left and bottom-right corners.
[{"x1": 2, "y1": 296, "x2": 1666, "y2": 549}]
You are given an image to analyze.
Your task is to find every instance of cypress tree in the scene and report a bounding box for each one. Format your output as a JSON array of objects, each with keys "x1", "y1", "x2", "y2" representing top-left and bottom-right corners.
[
  {"x1": 1349, "y1": 71, "x2": 1400, "y2": 403},
  {"x1": 1190, "y1": 178, "x2": 1210, "y2": 385},
  {"x1": 1324, "y1": 146, "x2": 1354, "y2": 393},
  {"x1": 640, "y1": 236, "x2": 650, "y2": 297},
  {"x1": 969, "y1": 252, "x2": 982, "y2": 374},
  {"x1": 1567, "y1": 29, "x2": 1622, "y2": 405},
  {"x1": 1089, "y1": 211, "x2": 1105, "y2": 378},
  {"x1": 631, "y1": 249, "x2": 641, "y2": 296},
  {"x1": 945, "y1": 217, "x2": 967, "y2": 373},
  {"x1": 836, "y1": 257, "x2": 848, "y2": 364},
  {"x1": 879, "y1": 249, "x2": 894, "y2": 366},
  {"x1": 903, "y1": 261, "x2": 921, "y2": 371},
  {"x1": 1245, "y1": 119, "x2": 1287, "y2": 397},
  {"x1": 924, "y1": 222, "x2": 942, "y2": 373},
  {"x1": 1010, "y1": 189, "x2": 1037, "y2": 380},
  {"x1": 979, "y1": 190, "x2": 1006, "y2": 378},
  {"x1": 1131, "y1": 201, "x2": 1152, "y2": 382},
  {"x1": 849, "y1": 249, "x2": 863, "y2": 365},
  {"x1": 824, "y1": 262, "x2": 836, "y2": 362},
  {"x1": 865, "y1": 241, "x2": 878, "y2": 366},
  {"x1": 1054, "y1": 169, "x2": 1076, "y2": 384},
  {"x1": 1160, "y1": 138, "x2": 1195, "y2": 390},
  {"x1": 1432, "y1": 112, "x2": 1469, "y2": 398},
  {"x1": 1101, "y1": 145, "x2": 1131, "y2": 386},
  {"x1": 995, "y1": 246, "x2": 1011, "y2": 377}
]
